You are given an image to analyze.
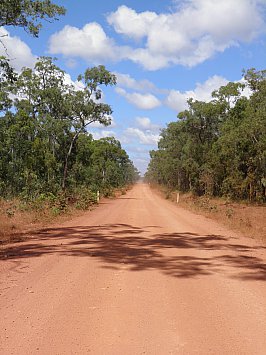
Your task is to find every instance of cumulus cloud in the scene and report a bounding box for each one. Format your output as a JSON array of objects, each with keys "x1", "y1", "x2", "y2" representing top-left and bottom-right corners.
[
  {"x1": 108, "y1": 1, "x2": 266, "y2": 70},
  {"x1": 120, "y1": 115, "x2": 161, "y2": 148},
  {"x1": 0, "y1": 27, "x2": 36, "y2": 70},
  {"x1": 125, "y1": 127, "x2": 160, "y2": 145},
  {"x1": 92, "y1": 130, "x2": 117, "y2": 140},
  {"x1": 49, "y1": 23, "x2": 131, "y2": 63},
  {"x1": 64, "y1": 73, "x2": 85, "y2": 91},
  {"x1": 107, "y1": 5, "x2": 157, "y2": 40},
  {"x1": 135, "y1": 117, "x2": 160, "y2": 131},
  {"x1": 115, "y1": 72, "x2": 159, "y2": 93},
  {"x1": 115, "y1": 87, "x2": 161, "y2": 109},
  {"x1": 48, "y1": 1, "x2": 265, "y2": 70},
  {"x1": 165, "y1": 75, "x2": 229, "y2": 112}
]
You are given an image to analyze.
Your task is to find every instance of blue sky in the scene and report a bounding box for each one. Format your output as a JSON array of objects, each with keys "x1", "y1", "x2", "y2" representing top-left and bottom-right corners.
[{"x1": 1, "y1": 0, "x2": 266, "y2": 174}]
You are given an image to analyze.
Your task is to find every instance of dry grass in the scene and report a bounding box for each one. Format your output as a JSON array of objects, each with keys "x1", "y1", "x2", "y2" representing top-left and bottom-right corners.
[
  {"x1": 0, "y1": 199, "x2": 81, "y2": 245},
  {"x1": 0, "y1": 187, "x2": 130, "y2": 245},
  {"x1": 0, "y1": 199, "x2": 27, "y2": 243},
  {"x1": 152, "y1": 185, "x2": 266, "y2": 243},
  {"x1": 178, "y1": 193, "x2": 266, "y2": 242}
]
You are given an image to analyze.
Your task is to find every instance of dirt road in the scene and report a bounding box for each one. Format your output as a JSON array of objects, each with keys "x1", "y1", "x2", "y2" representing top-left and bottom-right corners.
[{"x1": 1, "y1": 184, "x2": 266, "y2": 354}]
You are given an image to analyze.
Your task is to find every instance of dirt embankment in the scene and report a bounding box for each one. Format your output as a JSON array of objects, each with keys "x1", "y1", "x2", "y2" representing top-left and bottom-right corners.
[
  {"x1": 152, "y1": 185, "x2": 266, "y2": 243},
  {"x1": 0, "y1": 188, "x2": 129, "y2": 245},
  {"x1": 0, "y1": 199, "x2": 80, "y2": 245}
]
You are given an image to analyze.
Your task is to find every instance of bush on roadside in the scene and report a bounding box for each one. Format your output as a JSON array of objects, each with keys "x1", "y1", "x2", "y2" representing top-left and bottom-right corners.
[{"x1": 71, "y1": 187, "x2": 97, "y2": 210}]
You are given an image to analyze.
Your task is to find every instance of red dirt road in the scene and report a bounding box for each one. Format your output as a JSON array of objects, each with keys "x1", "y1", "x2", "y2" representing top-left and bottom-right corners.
[{"x1": 1, "y1": 184, "x2": 266, "y2": 354}]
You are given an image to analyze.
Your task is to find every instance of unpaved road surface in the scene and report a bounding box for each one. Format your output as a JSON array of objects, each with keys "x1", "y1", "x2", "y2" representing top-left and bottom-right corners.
[{"x1": 1, "y1": 184, "x2": 266, "y2": 354}]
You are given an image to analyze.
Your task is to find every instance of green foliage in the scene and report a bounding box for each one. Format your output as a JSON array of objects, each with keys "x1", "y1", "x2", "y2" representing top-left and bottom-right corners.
[
  {"x1": 0, "y1": 0, "x2": 66, "y2": 37},
  {"x1": 70, "y1": 135, "x2": 139, "y2": 192},
  {"x1": 0, "y1": 57, "x2": 16, "y2": 112},
  {"x1": 146, "y1": 69, "x2": 266, "y2": 202},
  {"x1": 0, "y1": 57, "x2": 139, "y2": 206},
  {"x1": 73, "y1": 187, "x2": 97, "y2": 210}
]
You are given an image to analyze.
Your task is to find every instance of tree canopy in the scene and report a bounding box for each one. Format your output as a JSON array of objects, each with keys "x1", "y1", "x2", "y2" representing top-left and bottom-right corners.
[
  {"x1": 145, "y1": 69, "x2": 266, "y2": 202},
  {"x1": 0, "y1": 3, "x2": 139, "y2": 207},
  {"x1": 0, "y1": 0, "x2": 66, "y2": 37},
  {"x1": 0, "y1": 57, "x2": 139, "y2": 200}
]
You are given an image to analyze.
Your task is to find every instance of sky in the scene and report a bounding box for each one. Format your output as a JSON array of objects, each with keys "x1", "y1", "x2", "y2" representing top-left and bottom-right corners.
[{"x1": 1, "y1": 0, "x2": 266, "y2": 174}]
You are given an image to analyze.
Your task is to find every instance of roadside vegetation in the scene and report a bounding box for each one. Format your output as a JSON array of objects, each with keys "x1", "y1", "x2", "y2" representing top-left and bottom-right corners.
[
  {"x1": 0, "y1": 1, "x2": 139, "y2": 243},
  {"x1": 152, "y1": 184, "x2": 265, "y2": 242},
  {"x1": 145, "y1": 69, "x2": 266, "y2": 203}
]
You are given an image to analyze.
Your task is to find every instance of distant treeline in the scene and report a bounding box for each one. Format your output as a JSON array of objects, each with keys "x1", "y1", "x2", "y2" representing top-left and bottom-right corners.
[
  {"x1": 145, "y1": 69, "x2": 266, "y2": 202},
  {"x1": 0, "y1": 57, "x2": 139, "y2": 203}
]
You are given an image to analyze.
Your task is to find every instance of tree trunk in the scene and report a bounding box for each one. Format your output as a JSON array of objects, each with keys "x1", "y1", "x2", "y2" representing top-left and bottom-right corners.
[{"x1": 62, "y1": 132, "x2": 79, "y2": 190}]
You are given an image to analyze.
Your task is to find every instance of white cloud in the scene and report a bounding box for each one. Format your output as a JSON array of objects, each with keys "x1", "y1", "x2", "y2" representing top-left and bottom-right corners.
[
  {"x1": 107, "y1": 1, "x2": 266, "y2": 70},
  {"x1": 165, "y1": 75, "x2": 229, "y2": 112},
  {"x1": 48, "y1": 1, "x2": 265, "y2": 70},
  {"x1": 238, "y1": 77, "x2": 252, "y2": 98},
  {"x1": 92, "y1": 130, "x2": 116, "y2": 140},
  {"x1": 193, "y1": 75, "x2": 230, "y2": 101},
  {"x1": 49, "y1": 23, "x2": 130, "y2": 64},
  {"x1": 115, "y1": 87, "x2": 161, "y2": 109},
  {"x1": 128, "y1": 145, "x2": 149, "y2": 154},
  {"x1": 0, "y1": 27, "x2": 36, "y2": 70},
  {"x1": 135, "y1": 117, "x2": 160, "y2": 131},
  {"x1": 64, "y1": 73, "x2": 85, "y2": 91},
  {"x1": 64, "y1": 73, "x2": 108, "y2": 107},
  {"x1": 107, "y1": 5, "x2": 157, "y2": 40},
  {"x1": 125, "y1": 127, "x2": 160, "y2": 145},
  {"x1": 133, "y1": 157, "x2": 150, "y2": 174},
  {"x1": 115, "y1": 72, "x2": 159, "y2": 93},
  {"x1": 129, "y1": 48, "x2": 172, "y2": 71}
]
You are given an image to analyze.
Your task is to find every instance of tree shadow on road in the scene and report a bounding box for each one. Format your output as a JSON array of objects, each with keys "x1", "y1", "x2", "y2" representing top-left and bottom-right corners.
[{"x1": 1, "y1": 223, "x2": 266, "y2": 281}]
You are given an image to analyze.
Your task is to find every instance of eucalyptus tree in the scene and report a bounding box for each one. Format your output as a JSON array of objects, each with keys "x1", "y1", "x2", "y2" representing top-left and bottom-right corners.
[
  {"x1": 62, "y1": 65, "x2": 116, "y2": 189},
  {"x1": 0, "y1": 0, "x2": 65, "y2": 37},
  {"x1": 0, "y1": 56, "x2": 140, "y2": 199},
  {"x1": 146, "y1": 69, "x2": 266, "y2": 202},
  {"x1": 0, "y1": 56, "x2": 16, "y2": 113},
  {"x1": 87, "y1": 137, "x2": 139, "y2": 191}
]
